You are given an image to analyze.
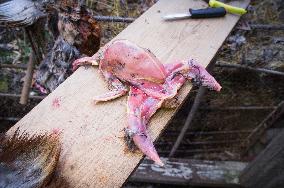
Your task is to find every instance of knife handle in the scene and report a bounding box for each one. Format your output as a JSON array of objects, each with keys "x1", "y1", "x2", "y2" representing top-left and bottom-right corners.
[
  {"x1": 189, "y1": 7, "x2": 226, "y2": 18},
  {"x1": 209, "y1": 0, "x2": 247, "y2": 15}
]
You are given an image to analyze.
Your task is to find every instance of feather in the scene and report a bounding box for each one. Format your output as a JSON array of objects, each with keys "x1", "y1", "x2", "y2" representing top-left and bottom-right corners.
[
  {"x1": 0, "y1": 129, "x2": 61, "y2": 188},
  {"x1": 0, "y1": 0, "x2": 46, "y2": 27}
]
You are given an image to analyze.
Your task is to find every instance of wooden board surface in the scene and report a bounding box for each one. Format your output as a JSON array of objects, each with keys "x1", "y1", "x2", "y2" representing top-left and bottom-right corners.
[
  {"x1": 9, "y1": 0, "x2": 250, "y2": 187},
  {"x1": 132, "y1": 158, "x2": 247, "y2": 187}
]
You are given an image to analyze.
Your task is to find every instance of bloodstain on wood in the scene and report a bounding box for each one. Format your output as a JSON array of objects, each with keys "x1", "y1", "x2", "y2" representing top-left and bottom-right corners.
[
  {"x1": 103, "y1": 133, "x2": 118, "y2": 143},
  {"x1": 104, "y1": 136, "x2": 113, "y2": 141},
  {"x1": 52, "y1": 128, "x2": 62, "y2": 135},
  {"x1": 70, "y1": 165, "x2": 75, "y2": 170},
  {"x1": 98, "y1": 176, "x2": 108, "y2": 184},
  {"x1": 123, "y1": 141, "x2": 141, "y2": 156},
  {"x1": 52, "y1": 97, "x2": 61, "y2": 108}
]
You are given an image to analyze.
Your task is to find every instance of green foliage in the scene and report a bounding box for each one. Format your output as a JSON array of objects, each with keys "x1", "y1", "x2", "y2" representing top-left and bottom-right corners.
[
  {"x1": 0, "y1": 77, "x2": 8, "y2": 92},
  {"x1": 17, "y1": 38, "x2": 31, "y2": 64},
  {"x1": 0, "y1": 50, "x2": 14, "y2": 64}
]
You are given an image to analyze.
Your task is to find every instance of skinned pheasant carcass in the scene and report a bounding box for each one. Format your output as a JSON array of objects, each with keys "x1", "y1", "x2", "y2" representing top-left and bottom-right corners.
[{"x1": 73, "y1": 39, "x2": 221, "y2": 166}]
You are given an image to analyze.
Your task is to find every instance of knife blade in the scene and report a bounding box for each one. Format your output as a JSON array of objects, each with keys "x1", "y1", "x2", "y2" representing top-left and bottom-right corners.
[{"x1": 163, "y1": 7, "x2": 226, "y2": 21}]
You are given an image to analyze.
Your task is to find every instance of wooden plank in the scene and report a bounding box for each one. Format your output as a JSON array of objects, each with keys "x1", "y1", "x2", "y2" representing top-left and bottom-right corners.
[
  {"x1": 8, "y1": 0, "x2": 250, "y2": 187},
  {"x1": 131, "y1": 158, "x2": 247, "y2": 187},
  {"x1": 240, "y1": 129, "x2": 284, "y2": 188}
]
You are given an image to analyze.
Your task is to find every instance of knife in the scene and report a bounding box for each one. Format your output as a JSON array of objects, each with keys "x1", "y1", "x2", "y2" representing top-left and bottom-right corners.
[{"x1": 163, "y1": 7, "x2": 226, "y2": 21}]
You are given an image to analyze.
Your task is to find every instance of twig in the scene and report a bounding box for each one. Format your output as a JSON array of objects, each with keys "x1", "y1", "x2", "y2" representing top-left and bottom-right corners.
[
  {"x1": 199, "y1": 106, "x2": 276, "y2": 111},
  {"x1": 161, "y1": 148, "x2": 232, "y2": 155},
  {"x1": 0, "y1": 43, "x2": 14, "y2": 51},
  {"x1": 165, "y1": 130, "x2": 252, "y2": 138},
  {"x1": 25, "y1": 28, "x2": 41, "y2": 64},
  {"x1": 165, "y1": 130, "x2": 253, "y2": 137},
  {"x1": 93, "y1": 15, "x2": 135, "y2": 23},
  {"x1": 158, "y1": 139, "x2": 244, "y2": 146},
  {"x1": 185, "y1": 130, "x2": 252, "y2": 135},
  {"x1": 216, "y1": 62, "x2": 284, "y2": 77},
  {"x1": 0, "y1": 92, "x2": 45, "y2": 100},
  {"x1": 0, "y1": 63, "x2": 27, "y2": 69},
  {"x1": 0, "y1": 117, "x2": 20, "y2": 122},
  {"x1": 169, "y1": 86, "x2": 206, "y2": 157},
  {"x1": 20, "y1": 52, "x2": 36, "y2": 105},
  {"x1": 250, "y1": 24, "x2": 284, "y2": 30}
]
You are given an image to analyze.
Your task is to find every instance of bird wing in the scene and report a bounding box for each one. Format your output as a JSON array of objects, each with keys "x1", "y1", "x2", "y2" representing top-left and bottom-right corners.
[{"x1": 0, "y1": 0, "x2": 46, "y2": 27}]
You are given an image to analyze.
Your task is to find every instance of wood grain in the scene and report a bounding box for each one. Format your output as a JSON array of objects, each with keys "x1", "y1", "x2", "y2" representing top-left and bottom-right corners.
[{"x1": 8, "y1": 0, "x2": 250, "y2": 187}]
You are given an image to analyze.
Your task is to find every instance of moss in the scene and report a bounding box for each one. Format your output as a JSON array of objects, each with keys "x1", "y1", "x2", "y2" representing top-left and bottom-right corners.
[{"x1": 0, "y1": 77, "x2": 8, "y2": 92}]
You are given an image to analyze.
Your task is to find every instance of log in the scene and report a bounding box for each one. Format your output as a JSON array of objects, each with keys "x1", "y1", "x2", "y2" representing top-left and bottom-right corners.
[
  {"x1": 240, "y1": 129, "x2": 284, "y2": 188},
  {"x1": 242, "y1": 101, "x2": 284, "y2": 155},
  {"x1": 8, "y1": 0, "x2": 250, "y2": 187},
  {"x1": 131, "y1": 158, "x2": 247, "y2": 187}
]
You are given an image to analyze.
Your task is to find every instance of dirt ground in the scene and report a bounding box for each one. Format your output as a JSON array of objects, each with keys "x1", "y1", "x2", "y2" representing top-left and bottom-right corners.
[{"x1": 0, "y1": 0, "x2": 284, "y2": 187}]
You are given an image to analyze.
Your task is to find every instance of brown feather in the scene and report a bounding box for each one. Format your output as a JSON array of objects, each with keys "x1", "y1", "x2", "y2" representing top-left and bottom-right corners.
[
  {"x1": 35, "y1": 4, "x2": 101, "y2": 93},
  {"x1": 0, "y1": 0, "x2": 46, "y2": 27},
  {"x1": 0, "y1": 129, "x2": 61, "y2": 188}
]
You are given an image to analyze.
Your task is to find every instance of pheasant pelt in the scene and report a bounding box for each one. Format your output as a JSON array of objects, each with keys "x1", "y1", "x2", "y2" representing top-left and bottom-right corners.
[
  {"x1": 35, "y1": 37, "x2": 80, "y2": 92},
  {"x1": 0, "y1": 130, "x2": 61, "y2": 188}
]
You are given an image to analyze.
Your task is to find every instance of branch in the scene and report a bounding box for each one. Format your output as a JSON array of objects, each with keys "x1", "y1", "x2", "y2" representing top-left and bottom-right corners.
[
  {"x1": 199, "y1": 106, "x2": 276, "y2": 111},
  {"x1": 93, "y1": 15, "x2": 135, "y2": 23},
  {"x1": 0, "y1": 92, "x2": 45, "y2": 100},
  {"x1": 0, "y1": 63, "x2": 27, "y2": 69},
  {"x1": 216, "y1": 62, "x2": 284, "y2": 77},
  {"x1": 250, "y1": 24, "x2": 284, "y2": 30},
  {"x1": 0, "y1": 43, "x2": 14, "y2": 51},
  {"x1": 20, "y1": 52, "x2": 36, "y2": 105},
  {"x1": 0, "y1": 117, "x2": 20, "y2": 122}
]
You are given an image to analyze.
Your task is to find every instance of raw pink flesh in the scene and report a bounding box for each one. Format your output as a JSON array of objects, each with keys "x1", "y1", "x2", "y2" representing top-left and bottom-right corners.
[
  {"x1": 73, "y1": 39, "x2": 221, "y2": 166},
  {"x1": 127, "y1": 87, "x2": 164, "y2": 166},
  {"x1": 125, "y1": 61, "x2": 220, "y2": 166},
  {"x1": 125, "y1": 64, "x2": 186, "y2": 166},
  {"x1": 100, "y1": 40, "x2": 167, "y2": 84},
  {"x1": 187, "y1": 59, "x2": 222, "y2": 91}
]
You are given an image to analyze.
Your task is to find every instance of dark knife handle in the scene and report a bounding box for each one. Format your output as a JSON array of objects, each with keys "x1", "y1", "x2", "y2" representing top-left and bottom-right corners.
[{"x1": 189, "y1": 7, "x2": 226, "y2": 18}]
